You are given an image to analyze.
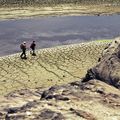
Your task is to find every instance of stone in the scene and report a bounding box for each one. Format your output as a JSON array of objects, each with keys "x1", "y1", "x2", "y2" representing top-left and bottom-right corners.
[
  {"x1": 83, "y1": 38, "x2": 120, "y2": 89},
  {"x1": 69, "y1": 108, "x2": 96, "y2": 120},
  {"x1": 0, "y1": 112, "x2": 6, "y2": 119},
  {"x1": 6, "y1": 107, "x2": 19, "y2": 114},
  {"x1": 5, "y1": 114, "x2": 25, "y2": 120},
  {"x1": 34, "y1": 109, "x2": 64, "y2": 120},
  {"x1": 54, "y1": 95, "x2": 69, "y2": 101}
]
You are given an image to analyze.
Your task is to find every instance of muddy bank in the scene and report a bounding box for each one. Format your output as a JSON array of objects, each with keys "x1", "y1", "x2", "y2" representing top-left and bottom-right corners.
[{"x1": 0, "y1": 4, "x2": 120, "y2": 20}]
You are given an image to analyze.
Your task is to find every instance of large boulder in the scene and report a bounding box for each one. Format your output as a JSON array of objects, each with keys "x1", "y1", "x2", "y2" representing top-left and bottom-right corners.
[{"x1": 83, "y1": 38, "x2": 120, "y2": 89}]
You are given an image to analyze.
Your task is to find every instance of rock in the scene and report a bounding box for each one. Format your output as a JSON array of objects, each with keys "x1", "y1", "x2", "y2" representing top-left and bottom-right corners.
[
  {"x1": 6, "y1": 107, "x2": 20, "y2": 114},
  {"x1": 41, "y1": 90, "x2": 54, "y2": 100},
  {"x1": 0, "y1": 112, "x2": 6, "y2": 119},
  {"x1": 0, "y1": 78, "x2": 120, "y2": 120},
  {"x1": 5, "y1": 89, "x2": 39, "y2": 99},
  {"x1": 83, "y1": 38, "x2": 120, "y2": 89},
  {"x1": 70, "y1": 81, "x2": 81, "y2": 87},
  {"x1": 82, "y1": 68, "x2": 96, "y2": 82},
  {"x1": 102, "y1": 38, "x2": 120, "y2": 58},
  {"x1": 41, "y1": 85, "x2": 61, "y2": 100},
  {"x1": 54, "y1": 95, "x2": 69, "y2": 101},
  {"x1": 41, "y1": 87, "x2": 69, "y2": 101},
  {"x1": 69, "y1": 108, "x2": 96, "y2": 120},
  {"x1": 20, "y1": 100, "x2": 38, "y2": 111},
  {"x1": 5, "y1": 114, "x2": 25, "y2": 120},
  {"x1": 40, "y1": 85, "x2": 67, "y2": 100},
  {"x1": 34, "y1": 109, "x2": 64, "y2": 120},
  {"x1": 96, "y1": 87, "x2": 105, "y2": 94}
]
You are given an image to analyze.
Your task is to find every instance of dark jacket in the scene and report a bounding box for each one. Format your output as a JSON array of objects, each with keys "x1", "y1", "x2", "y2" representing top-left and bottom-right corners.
[
  {"x1": 20, "y1": 44, "x2": 26, "y2": 51},
  {"x1": 30, "y1": 43, "x2": 36, "y2": 50}
]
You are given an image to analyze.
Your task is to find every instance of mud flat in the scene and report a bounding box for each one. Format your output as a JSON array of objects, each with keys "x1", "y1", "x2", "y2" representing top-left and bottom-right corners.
[
  {"x1": 0, "y1": 4, "x2": 120, "y2": 20},
  {"x1": 0, "y1": 40, "x2": 111, "y2": 96}
]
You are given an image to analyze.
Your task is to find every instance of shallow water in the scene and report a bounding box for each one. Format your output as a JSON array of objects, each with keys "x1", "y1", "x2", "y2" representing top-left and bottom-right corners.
[{"x1": 0, "y1": 15, "x2": 120, "y2": 56}]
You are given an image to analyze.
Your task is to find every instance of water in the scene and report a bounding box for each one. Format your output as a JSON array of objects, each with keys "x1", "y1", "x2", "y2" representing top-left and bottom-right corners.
[{"x1": 0, "y1": 15, "x2": 120, "y2": 56}]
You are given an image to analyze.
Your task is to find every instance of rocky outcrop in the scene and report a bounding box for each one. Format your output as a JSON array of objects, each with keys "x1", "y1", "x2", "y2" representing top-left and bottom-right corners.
[
  {"x1": 0, "y1": 79, "x2": 120, "y2": 120},
  {"x1": 69, "y1": 108, "x2": 96, "y2": 120},
  {"x1": 34, "y1": 109, "x2": 65, "y2": 120},
  {"x1": 83, "y1": 38, "x2": 120, "y2": 89}
]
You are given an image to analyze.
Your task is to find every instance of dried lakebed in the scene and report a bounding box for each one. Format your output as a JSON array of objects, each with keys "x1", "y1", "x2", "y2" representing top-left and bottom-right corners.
[{"x1": 0, "y1": 41, "x2": 110, "y2": 96}]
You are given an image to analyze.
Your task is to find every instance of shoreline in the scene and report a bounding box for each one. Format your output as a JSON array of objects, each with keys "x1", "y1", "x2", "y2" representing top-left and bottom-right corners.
[
  {"x1": 0, "y1": 4, "x2": 120, "y2": 20},
  {"x1": 0, "y1": 40, "x2": 111, "y2": 58}
]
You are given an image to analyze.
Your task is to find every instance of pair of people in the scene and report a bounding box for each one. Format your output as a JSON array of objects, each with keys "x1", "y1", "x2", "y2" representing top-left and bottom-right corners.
[{"x1": 20, "y1": 41, "x2": 36, "y2": 59}]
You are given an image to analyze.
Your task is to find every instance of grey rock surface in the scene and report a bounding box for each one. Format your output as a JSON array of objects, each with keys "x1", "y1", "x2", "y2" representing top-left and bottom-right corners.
[
  {"x1": 83, "y1": 38, "x2": 120, "y2": 89},
  {"x1": 0, "y1": 79, "x2": 120, "y2": 120}
]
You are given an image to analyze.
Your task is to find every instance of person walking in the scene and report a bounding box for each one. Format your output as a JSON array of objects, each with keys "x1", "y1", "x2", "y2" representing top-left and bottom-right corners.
[
  {"x1": 30, "y1": 40, "x2": 36, "y2": 56},
  {"x1": 20, "y1": 42, "x2": 27, "y2": 59}
]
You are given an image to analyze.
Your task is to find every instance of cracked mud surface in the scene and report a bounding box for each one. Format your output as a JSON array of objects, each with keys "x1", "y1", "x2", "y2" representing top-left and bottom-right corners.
[{"x1": 0, "y1": 41, "x2": 110, "y2": 96}]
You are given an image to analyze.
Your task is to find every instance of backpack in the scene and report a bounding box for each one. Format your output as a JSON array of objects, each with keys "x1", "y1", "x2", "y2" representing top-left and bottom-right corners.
[{"x1": 20, "y1": 44, "x2": 24, "y2": 49}]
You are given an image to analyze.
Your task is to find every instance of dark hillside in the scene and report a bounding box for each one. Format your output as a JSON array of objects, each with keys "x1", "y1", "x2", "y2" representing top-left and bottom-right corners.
[{"x1": 0, "y1": 0, "x2": 120, "y2": 7}]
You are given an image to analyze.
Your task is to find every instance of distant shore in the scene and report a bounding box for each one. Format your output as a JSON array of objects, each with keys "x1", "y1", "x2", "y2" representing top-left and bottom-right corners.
[{"x1": 0, "y1": 4, "x2": 120, "y2": 20}]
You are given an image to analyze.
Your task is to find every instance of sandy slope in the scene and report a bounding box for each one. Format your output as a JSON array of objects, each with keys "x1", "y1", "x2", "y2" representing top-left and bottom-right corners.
[{"x1": 0, "y1": 41, "x2": 110, "y2": 96}]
